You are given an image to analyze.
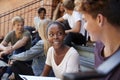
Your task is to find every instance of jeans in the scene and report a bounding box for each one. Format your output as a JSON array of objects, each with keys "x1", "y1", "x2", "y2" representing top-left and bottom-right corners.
[
  {"x1": 6, "y1": 46, "x2": 32, "y2": 79},
  {"x1": 64, "y1": 32, "x2": 86, "y2": 47}
]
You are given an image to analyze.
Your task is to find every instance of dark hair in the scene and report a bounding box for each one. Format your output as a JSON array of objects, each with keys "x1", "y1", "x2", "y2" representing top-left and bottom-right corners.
[
  {"x1": 46, "y1": 21, "x2": 65, "y2": 35},
  {"x1": 79, "y1": 0, "x2": 120, "y2": 27},
  {"x1": 38, "y1": 7, "x2": 46, "y2": 14},
  {"x1": 63, "y1": 0, "x2": 75, "y2": 10}
]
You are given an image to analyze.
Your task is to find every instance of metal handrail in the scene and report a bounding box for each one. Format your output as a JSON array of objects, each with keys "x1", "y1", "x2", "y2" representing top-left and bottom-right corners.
[
  {"x1": 0, "y1": 0, "x2": 42, "y2": 18},
  {"x1": 0, "y1": 0, "x2": 42, "y2": 37}
]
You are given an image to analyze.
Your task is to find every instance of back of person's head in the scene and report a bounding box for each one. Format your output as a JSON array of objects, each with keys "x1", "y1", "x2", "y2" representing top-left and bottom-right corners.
[
  {"x1": 38, "y1": 19, "x2": 51, "y2": 55},
  {"x1": 79, "y1": 0, "x2": 120, "y2": 27},
  {"x1": 11, "y1": 16, "x2": 24, "y2": 25},
  {"x1": 38, "y1": 7, "x2": 46, "y2": 14},
  {"x1": 63, "y1": 0, "x2": 75, "y2": 10}
]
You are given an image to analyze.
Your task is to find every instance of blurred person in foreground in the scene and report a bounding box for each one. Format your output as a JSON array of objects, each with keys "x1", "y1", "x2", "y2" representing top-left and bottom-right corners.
[{"x1": 76, "y1": 0, "x2": 120, "y2": 80}]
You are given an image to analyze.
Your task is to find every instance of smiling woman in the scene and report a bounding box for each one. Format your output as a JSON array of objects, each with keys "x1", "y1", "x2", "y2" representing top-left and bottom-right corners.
[{"x1": 41, "y1": 21, "x2": 80, "y2": 80}]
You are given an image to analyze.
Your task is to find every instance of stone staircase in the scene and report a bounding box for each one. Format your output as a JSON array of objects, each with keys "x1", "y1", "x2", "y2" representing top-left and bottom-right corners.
[{"x1": 75, "y1": 45, "x2": 95, "y2": 71}]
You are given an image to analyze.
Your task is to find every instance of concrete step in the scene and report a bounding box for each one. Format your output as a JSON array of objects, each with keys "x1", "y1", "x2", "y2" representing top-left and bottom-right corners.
[{"x1": 75, "y1": 45, "x2": 95, "y2": 71}]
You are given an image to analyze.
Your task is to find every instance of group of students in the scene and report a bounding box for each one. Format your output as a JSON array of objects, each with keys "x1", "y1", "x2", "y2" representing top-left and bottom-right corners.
[{"x1": 0, "y1": 0, "x2": 120, "y2": 80}]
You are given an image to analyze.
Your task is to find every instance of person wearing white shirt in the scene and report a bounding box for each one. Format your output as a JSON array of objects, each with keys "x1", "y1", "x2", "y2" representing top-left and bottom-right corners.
[
  {"x1": 34, "y1": 7, "x2": 46, "y2": 31},
  {"x1": 57, "y1": 0, "x2": 86, "y2": 46},
  {"x1": 33, "y1": 7, "x2": 47, "y2": 46}
]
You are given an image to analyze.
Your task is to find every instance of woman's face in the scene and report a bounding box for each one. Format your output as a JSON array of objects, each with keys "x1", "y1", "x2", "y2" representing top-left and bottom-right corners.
[
  {"x1": 82, "y1": 13, "x2": 102, "y2": 41},
  {"x1": 14, "y1": 22, "x2": 24, "y2": 34},
  {"x1": 59, "y1": 4, "x2": 65, "y2": 12},
  {"x1": 47, "y1": 24, "x2": 65, "y2": 49}
]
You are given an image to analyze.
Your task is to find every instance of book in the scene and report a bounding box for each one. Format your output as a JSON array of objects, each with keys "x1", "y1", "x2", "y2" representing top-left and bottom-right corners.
[{"x1": 19, "y1": 75, "x2": 61, "y2": 80}]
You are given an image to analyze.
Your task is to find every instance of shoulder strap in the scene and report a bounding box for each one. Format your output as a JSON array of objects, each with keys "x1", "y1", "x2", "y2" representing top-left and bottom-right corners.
[{"x1": 97, "y1": 49, "x2": 120, "y2": 75}]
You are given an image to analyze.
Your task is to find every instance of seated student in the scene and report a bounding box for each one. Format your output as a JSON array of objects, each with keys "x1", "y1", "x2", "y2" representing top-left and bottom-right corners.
[
  {"x1": 9, "y1": 19, "x2": 52, "y2": 77},
  {"x1": 52, "y1": 2, "x2": 70, "y2": 31},
  {"x1": 41, "y1": 21, "x2": 80, "y2": 79},
  {"x1": 52, "y1": 2, "x2": 65, "y2": 21},
  {"x1": 32, "y1": 7, "x2": 49, "y2": 46},
  {"x1": 77, "y1": 0, "x2": 120, "y2": 80},
  {"x1": 0, "y1": 16, "x2": 31, "y2": 57},
  {"x1": 57, "y1": 0, "x2": 86, "y2": 47},
  {"x1": 0, "y1": 16, "x2": 32, "y2": 79}
]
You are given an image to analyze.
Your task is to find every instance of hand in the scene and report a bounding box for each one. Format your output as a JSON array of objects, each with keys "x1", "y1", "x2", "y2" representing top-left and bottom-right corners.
[
  {"x1": 0, "y1": 51, "x2": 8, "y2": 59},
  {"x1": 8, "y1": 59, "x2": 16, "y2": 65},
  {"x1": 4, "y1": 46, "x2": 13, "y2": 54},
  {"x1": 0, "y1": 46, "x2": 13, "y2": 59}
]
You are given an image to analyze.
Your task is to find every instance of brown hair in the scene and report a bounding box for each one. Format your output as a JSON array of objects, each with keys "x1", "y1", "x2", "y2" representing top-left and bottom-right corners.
[
  {"x1": 63, "y1": 0, "x2": 75, "y2": 10},
  {"x1": 78, "y1": 0, "x2": 120, "y2": 27},
  {"x1": 11, "y1": 16, "x2": 24, "y2": 25},
  {"x1": 79, "y1": 0, "x2": 105, "y2": 18},
  {"x1": 52, "y1": 2, "x2": 65, "y2": 21}
]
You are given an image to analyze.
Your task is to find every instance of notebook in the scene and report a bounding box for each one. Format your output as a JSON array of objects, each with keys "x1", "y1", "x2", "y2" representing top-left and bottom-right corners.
[{"x1": 19, "y1": 75, "x2": 61, "y2": 80}]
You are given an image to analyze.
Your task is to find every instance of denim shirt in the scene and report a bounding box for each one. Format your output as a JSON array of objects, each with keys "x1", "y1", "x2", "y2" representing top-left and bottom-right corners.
[{"x1": 10, "y1": 40, "x2": 46, "y2": 76}]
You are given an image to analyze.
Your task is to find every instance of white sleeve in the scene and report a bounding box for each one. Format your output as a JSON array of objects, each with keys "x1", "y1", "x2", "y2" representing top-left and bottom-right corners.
[
  {"x1": 73, "y1": 11, "x2": 82, "y2": 23},
  {"x1": 45, "y1": 47, "x2": 52, "y2": 66},
  {"x1": 66, "y1": 50, "x2": 80, "y2": 73},
  {"x1": 33, "y1": 17, "x2": 37, "y2": 25},
  {"x1": 62, "y1": 13, "x2": 68, "y2": 20}
]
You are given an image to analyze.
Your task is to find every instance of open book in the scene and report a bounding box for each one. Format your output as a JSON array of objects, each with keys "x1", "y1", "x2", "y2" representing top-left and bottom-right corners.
[{"x1": 19, "y1": 75, "x2": 61, "y2": 80}]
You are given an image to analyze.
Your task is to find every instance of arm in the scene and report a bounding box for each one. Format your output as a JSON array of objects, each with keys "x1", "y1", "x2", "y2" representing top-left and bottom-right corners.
[
  {"x1": 12, "y1": 36, "x2": 29, "y2": 51},
  {"x1": 0, "y1": 40, "x2": 13, "y2": 56},
  {"x1": 0, "y1": 33, "x2": 13, "y2": 57},
  {"x1": 0, "y1": 40, "x2": 9, "y2": 51},
  {"x1": 65, "y1": 20, "x2": 81, "y2": 34},
  {"x1": 41, "y1": 64, "x2": 52, "y2": 76},
  {"x1": 0, "y1": 31, "x2": 14, "y2": 51},
  {"x1": 41, "y1": 47, "x2": 53, "y2": 76},
  {"x1": 10, "y1": 41, "x2": 44, "y2": 61},
  {"x1": 56, "y1": 17, "x2": 65, "y2": 22},
  {"x1": 1, "y1": 31, "x2": 31, "y2": 56},
  {"x1": 66, "y1": 50, "x2": 80, "y2": 73}
]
